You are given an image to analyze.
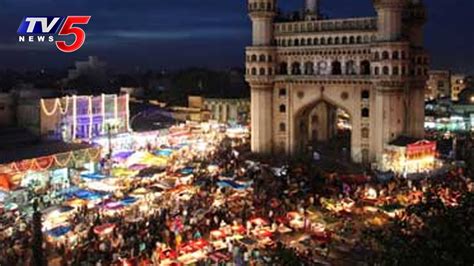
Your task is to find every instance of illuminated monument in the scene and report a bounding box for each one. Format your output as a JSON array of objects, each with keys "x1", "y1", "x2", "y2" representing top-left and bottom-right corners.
[{"x1": 245, "y1": 0, "x2": 428, "y2": 164}]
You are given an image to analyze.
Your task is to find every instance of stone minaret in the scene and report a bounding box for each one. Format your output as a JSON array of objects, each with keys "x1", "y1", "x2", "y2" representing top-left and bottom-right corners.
[
  {"x1": 246, "y1": 0, "x2": 277, "y2": 153},
  {"x1": 373, "y1": 0, "x2": 407, "y2": 41},
  {"x1": 305, "y1": 0, "x2": 319, "y2": 20},
  {"x1": 248, "y1": 0, "x2": 277, "y2": 46},
  {"x1": 406, "y1": 0, "x2": 427, "y2": 47}
]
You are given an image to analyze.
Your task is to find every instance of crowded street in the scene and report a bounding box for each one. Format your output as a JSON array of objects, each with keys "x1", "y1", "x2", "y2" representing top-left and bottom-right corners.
[{"x1": 0, "y1": 123, "x2": 472, "y2": 266}]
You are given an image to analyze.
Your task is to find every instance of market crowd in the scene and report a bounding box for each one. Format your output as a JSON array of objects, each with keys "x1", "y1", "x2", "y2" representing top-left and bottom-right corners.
[{"x1": 0, "y1": 133, "x2": 473, "y2": 266}]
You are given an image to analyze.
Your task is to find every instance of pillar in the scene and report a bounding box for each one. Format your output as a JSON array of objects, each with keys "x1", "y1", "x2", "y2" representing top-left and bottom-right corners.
[{"x1": 251, "y1": 85, "x2": 273, "y2": 153}]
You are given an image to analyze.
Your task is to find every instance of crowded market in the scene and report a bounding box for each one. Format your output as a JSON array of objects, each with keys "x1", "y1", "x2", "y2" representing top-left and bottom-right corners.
[{"x1": 0, "y1": 121, "x2": 472, "y2": 266}]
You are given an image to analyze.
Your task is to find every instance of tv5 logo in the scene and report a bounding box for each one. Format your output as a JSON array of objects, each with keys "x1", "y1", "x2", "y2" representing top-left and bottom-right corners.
[{"x1": 17, "y1": 16, "x2": 91, "y2": 53}]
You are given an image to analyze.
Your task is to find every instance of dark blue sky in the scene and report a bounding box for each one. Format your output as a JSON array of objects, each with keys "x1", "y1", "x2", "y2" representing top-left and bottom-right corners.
[{"x1": 0, "y1": 0, "x2": 472, "y2": 73}]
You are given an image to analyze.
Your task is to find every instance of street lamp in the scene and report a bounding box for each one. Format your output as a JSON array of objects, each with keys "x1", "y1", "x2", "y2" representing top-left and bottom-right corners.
[{"x1": 105, "y1": 120, "x2": 120, "y2": 159}]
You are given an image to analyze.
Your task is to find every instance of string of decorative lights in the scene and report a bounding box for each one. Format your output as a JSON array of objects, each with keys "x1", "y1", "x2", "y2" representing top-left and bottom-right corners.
[
  {"x1": 72, "y1": 95, "x2": 77, "y2": 140},
  {"x1": 39, "y1": 94, "x2": 130, "y2": 141},
  {"x1": 101, "y1": 94, "x2": 106, "y2": 134},
  {"x1": 33, "y1": 157, "x2": 55, "y2": 171},
  {"x1": 88, "y1": 96, "x2": 93, "y2": 139},
  {"x1": 59, "y1": 96, "x2": 69, "y2": 115},
  {"x1": 125, "y1": 93, "x2": 131, "y2": 131},
  {"x1": 41, "y1": 99, "x2": 59, "y2": 116}
]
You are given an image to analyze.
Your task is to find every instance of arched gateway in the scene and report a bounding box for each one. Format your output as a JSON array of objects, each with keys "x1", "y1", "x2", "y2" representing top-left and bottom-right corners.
[{"x1": 245, "y1": 0, "x2": 428, "y2": 164}]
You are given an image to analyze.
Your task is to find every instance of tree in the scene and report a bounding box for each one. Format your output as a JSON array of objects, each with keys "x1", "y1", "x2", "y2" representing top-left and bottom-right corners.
[{"x1": 360, "y1": 192, "x2": 474, "y2": 265}]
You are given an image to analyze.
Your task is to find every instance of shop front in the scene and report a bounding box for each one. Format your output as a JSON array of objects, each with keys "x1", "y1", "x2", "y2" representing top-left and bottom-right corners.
[
  {"x1": 0, "y1": 145, "x2": 102, "y2": 211},
  {"x1": 381, "y1": 140, "x2": 438, "y2": 175}
]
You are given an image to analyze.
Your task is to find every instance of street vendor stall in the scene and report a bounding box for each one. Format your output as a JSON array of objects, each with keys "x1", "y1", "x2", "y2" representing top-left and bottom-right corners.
[
  {"x1": 42, "y1": 205, "x2": 75, "y2": 231},
  {"x1": 381, "y1": 138, "x2": 438, "y2": 175}
]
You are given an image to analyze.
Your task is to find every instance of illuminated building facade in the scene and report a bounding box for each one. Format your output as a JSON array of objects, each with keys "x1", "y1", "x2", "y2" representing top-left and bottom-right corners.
[
  {"x1": 19, "y1": 94, "x2": 130, "y2": 142},
  {"x1": 245, "y1": 0, "x2": 429, "y2": 164},
  {"x1": 425, "y1": 70, "x2": 450, "y2": 100}
]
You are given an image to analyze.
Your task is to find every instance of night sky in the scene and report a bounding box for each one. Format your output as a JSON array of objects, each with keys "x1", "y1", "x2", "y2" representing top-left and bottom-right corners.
[{"x1": 0, "y1": 0, "x2": 472, "y2": 73}]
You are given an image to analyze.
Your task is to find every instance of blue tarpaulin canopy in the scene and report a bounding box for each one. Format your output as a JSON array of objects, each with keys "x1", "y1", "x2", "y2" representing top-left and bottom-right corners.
[
  {"x1": 121, "y1": 196, "x2": 138, "y2": 205},
  {"x1": 180, "y1": 167, "x2": 194, "y2": 175},
  {"x1": 48, "y1": 226, "x2": 71, "y2": 238},
  {"x1": 155, "y1": 149, "x2": 173, "y2": 157},
  {"x1": 80, "y1": 173, "x2": 107, "y2": 180},
  {"x1": 217, "y1": 180, "x2": 252, "y2": 190},
  {"x1": 71, "y1": 189, "x2": 107, "y2": 200}
]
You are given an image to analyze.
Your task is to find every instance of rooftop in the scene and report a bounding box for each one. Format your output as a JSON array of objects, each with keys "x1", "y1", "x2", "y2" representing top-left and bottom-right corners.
[
  {"x1": 389, "y1": 136, "x2": 422, "y2": 147},
  {"x1": 0, "y1": 128, "x2": 97, "y2": 164},
  {"x1": 0, "y1": 140, "x2": 97, "y2": 165}
]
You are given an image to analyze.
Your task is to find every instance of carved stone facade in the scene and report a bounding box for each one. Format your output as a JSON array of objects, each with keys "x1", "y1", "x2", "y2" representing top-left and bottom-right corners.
[{"x1": 245, "y1": 0, "x2": 428, "y2": 164}]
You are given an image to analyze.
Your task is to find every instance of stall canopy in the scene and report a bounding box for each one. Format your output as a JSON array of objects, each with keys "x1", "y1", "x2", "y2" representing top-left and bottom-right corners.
[
  {"x1": 80, "y1": 173, "x2": 107, "y2": 181},
  {"x1": 155, "y1": 149, "x2": 173, "y2": 157},
  {"x1": 121, "y1": 196, "x2": 138, "y2": 205},
  {"x1": 180, "y1": 167, "x2": 194, "y2": 175},
  {"x1": 47, "y1": 226, "x2": 71, "y2": 238},
  {"x1": 217, "y1": 180, "x2": 252, "y2": 190},
  {"x1": 70, "y1": 189, "x2": 107, "y2": 200},
  {"x1": 0, "y1": 174, "x2": 12, "y2": 190},
  {"x1": 112, "y1": 151, "x2": 134, "y2": 161}
]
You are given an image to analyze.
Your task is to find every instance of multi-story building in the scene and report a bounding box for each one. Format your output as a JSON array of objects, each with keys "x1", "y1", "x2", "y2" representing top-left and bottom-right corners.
[
  {"x1": 451, "y1": 74, "x2": 471, "y2": 101},
  {"x1": 67, "y1": 56, "x2": 107, "y2": 81},
  {"x1": 188, "y1": 96, "x2": 250, "y2": 124},
  {"x1": 0, "y1": 93, "x2": 15, "y2": 127},
  {"x1": 425, "y1": 70, "x2": 450, "y2": 100},
  {"x1": 17, "y1": 94, "x2": 130, "y2": 141},
  {"x1": 245, "y1": 0, "x2": 429, "y2": 164}
]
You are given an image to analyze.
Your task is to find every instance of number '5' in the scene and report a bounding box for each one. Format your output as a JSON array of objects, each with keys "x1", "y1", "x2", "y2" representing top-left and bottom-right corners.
[{"x1": 55, "y1": 16, "x2": 91, "y2": 53}]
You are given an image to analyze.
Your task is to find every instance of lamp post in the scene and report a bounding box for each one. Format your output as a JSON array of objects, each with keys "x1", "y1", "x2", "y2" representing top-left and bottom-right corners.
[{"x1": 32, "y1": 199, "x2": 45, "y2": 266}]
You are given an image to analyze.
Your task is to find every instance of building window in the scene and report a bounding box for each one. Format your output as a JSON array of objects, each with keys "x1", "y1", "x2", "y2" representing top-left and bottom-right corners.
[
  {"x1": 279, "y1": 123, "x2": 286, "y2": 132},
  {"x1": 304, "y1": 61, "x2": 314, "y2": 75},
  {"x1": 259, "y1": 54, "x2": 266, "y2": 62},
  {"x1": 393, "y1": 66, "x2": 399, "y2": 75},
  {"x1": 374, "y1": 67, "x2": 380, "y2": 75},
  {"x1": 291, "y1": 62, "x2": 301, "y2": 75},
  {"x1": 259, "y1": 68, "x2": 265, "y2": 75},
  {"x1": 392, "y1": 51, "x2": 399, "y2": 60},
  {"x1": 362, "y1": 108, "x2": 370, "y2": 117},
  {"x1": 251, "y1": 68, "x2": 256, "y2": 75},
  {"x1": 362, "y1": 149, "x2": 369, "y2": 163},
  {"x1": 279, "y1": 88, "x2": 286, "y2": 97},
  {"x1": 360, "y1": 60, "x2": 371, "y2": 75},
  {"x1": 362, "y1": 128, "x2": 369, "y2": 138},
  {"x1": 279, "y1": 62, "x2": 288, "y2": 75},
  {"x1": 331, "y1": 61, "x2": 342, "y2": 75},
  {"x1": 382, "y1": 66, "x2": 389, "y2": 75},
  {"x1": 361, "y1": 90, "x2": 370, "y2": 99},
  {"x1": 382, "y1": 51, "x2": 389, "y2": 60},
  {"x1": 279, "y1": 104, "x2": 286, "y2": 113}
]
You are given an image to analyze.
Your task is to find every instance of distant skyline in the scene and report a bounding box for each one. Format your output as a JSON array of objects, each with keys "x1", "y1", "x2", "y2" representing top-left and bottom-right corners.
[{"x1": 0, "y1": 0, "x2": 473, "y2": 73}]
